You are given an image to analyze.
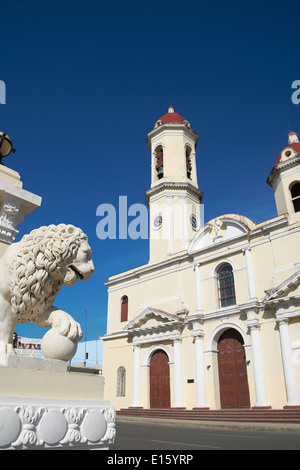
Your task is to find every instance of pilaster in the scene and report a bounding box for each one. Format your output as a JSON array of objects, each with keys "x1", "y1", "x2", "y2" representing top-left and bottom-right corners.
[
  {"x1": 276, "y1": 315, "x2": 300, "y2": 408},
  {"x1": 242, "y1": 247, "x2": 257, "y2": 300},
  {"x1": 172, "y1": 338, "x2": 185, "y2": 409},
  {"x1": 246, "y1": 315, "x2": 271, "y2": 408},
  {"x1": 131, "y1": 345, "x2": 143, "y2": 408},
  {"x1": 192, "y1": 321, "x2": 209, "y2": 409},
  {"x1": 194, "y1": 262, "x2": 203, "y2": 313}
]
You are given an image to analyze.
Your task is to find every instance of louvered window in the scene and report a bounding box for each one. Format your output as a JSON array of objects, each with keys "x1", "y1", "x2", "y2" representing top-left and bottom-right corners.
[{"x1": 117, "y1": 366, "x2": 126, "y2": 397}]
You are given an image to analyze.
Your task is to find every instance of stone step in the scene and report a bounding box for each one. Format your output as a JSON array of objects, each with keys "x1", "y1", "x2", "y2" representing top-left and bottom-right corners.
[{"x1": 117, "y1": 408, "x2": 300, "y2": 423}]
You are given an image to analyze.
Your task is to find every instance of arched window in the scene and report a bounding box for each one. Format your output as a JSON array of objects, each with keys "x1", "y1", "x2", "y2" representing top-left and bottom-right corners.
[
  {"x1": 155, "y1": 145, "x2": 163, "y2": 180},
  {"x1": 186, "y1": 146, "x2": 192, "y2": 179},
  {"x1": 117, "y1": 366, "x2": 126, "y2": 397},
  {"x1": 217, "y1": 264, "x2": 236, "y2": 308},
  {"x1": 290, "y1": 182, "x2": 300, "y2": 213},
  {"x1": 121, "y1": 295, "x2": 128, "y2": 322}
]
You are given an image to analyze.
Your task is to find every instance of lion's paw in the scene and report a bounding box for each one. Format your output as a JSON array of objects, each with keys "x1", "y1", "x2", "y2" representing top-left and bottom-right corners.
[{"x1": 53, "y1": 311, "x2": 83, "y2": 342}]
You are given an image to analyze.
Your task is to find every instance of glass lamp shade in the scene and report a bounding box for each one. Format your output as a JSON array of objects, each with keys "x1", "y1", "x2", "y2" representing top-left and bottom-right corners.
[{"x1": 0, "y1": 133, "x2": 13, "y2": 158}]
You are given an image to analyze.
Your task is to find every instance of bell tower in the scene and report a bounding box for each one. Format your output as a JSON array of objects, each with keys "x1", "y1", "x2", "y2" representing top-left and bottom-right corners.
[
  {"x1": 146, "y1": 106, "x2": 203, "y2": 263},
  {"x1": 267, "y1": 131, "x2": 300, "y2": 222}
]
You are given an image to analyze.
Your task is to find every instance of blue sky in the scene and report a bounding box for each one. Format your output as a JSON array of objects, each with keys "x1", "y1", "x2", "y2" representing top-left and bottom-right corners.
[{"x1": 1, "y1": 0, "x2": 300, "y2": 345}]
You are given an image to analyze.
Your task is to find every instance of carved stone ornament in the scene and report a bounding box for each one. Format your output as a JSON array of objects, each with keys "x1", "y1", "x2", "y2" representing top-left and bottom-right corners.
[
  {"x1": 0, "y1": 398, "x2": 115, "y2": 450},
  {"x1": 208, "y1": 218, "x2": 226, "y2": 239},
  {"x1": 0, "y1": 198, "x2": 23, "y2": 243}
]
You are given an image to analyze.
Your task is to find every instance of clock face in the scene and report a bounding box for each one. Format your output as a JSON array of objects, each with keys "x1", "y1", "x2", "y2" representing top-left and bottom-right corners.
[
  {"x1": 190, "y1": 214, "x2": 198, "y2": 230},
  {"x1": 153, "y1": 214, "x2": 163, "y2": 229}
]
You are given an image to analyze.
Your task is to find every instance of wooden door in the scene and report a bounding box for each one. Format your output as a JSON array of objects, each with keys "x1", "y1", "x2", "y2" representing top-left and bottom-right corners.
[
  {"x1": 218, "y1": 329, "x2": 250, "y2": 409},
  {"x1": 150, "y1": 350, "x2": 170, "y2": 409}
]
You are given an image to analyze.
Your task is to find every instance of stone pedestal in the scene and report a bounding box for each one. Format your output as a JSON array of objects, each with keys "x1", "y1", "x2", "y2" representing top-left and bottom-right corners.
[
  {"x1": 0, "y1": 356, "x2": 115, "y2": 450},
  {"x1": 0, "y1": 166, "x2": 41, "y2": 250}
]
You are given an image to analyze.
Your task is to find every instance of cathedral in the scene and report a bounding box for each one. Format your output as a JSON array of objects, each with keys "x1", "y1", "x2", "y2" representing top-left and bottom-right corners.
[{"x1": 101, "y1": 107, "x2": 300, "y2": 411}]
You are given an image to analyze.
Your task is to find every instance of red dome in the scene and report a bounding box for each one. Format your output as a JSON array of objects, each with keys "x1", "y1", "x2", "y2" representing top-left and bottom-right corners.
[
  {"x1": 275, "y1": 142, "x2": 300, "y2": 166},
  {"x1": 159, "y1": 112, "x2": 186, "y2": 124},
  {"x1": 154, "y1": 106, "x2": 187, "y2": 127}
]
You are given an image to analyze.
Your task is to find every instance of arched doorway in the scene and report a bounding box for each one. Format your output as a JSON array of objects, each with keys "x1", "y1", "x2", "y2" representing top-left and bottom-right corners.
[
  {"x1": 150, "y1": 349, "x2": 170, "y2": 408},
  {"x1": 218, "y1": 329, "x2": 250, "y2": 409}
]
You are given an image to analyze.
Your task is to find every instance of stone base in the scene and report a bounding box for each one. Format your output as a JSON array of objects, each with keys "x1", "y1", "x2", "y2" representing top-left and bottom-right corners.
[
  {"x1": 0, "y1": 355, "x2": 104, "y2": 401},
  {"x1": 0, "y1": 356, "x2": 115, "y2": 449},
  {"x1": 0, "y1": 354, "x2": 67, "y2": 372},
  {"x1": 252, "y1": 406, "x2": 272, "y2": 409}
]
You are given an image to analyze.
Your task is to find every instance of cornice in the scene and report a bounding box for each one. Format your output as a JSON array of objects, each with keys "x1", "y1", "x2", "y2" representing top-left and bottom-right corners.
[
  {"x1": 105, "y1": 251, "x2": 193, "y2": 288},
  {"x1": 125, "y1": 307, "x2": 182, "y2": 329},
  {"x1": 267, "y1": 155, "x2": 300, "y2": 188},
  {"x1": 132, "y1": 324, "x2": 183, "y2": 346},
  {"x1": 145, "y1": 181, "x2": 203, "y2": 205},
  {"x1": 100, "y1": 331, "x2": 128, "y2": 341},
  {"x1": 263, "y1": 269, "x2": 300, "y2": 302},
  {"x1": 105, "y1": 216, "x2": 290, "y2": 291},
  {"x1": 147, "y1": 122, "x2": 199, "y2": 149},
  {"x1": 275, "y1": 307, "x2": 300, "y2": 322},
  {"x1": 102, "y1": 294, "x2": 300, "y2": 342}
]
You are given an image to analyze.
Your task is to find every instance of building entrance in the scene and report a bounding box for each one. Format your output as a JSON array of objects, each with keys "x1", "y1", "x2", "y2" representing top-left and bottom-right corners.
[
  {"x1": 150, "y1": 350, "x2": 170, "y2": 408},
  {"x1": 218, "y1": 329, "x2": 250, "y2": 408}
]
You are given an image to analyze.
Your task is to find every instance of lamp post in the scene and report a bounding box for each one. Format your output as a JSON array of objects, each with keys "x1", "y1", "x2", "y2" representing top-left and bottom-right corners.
[{"x1": 0, "y1": 132, "x2": 15, "y2": 165}]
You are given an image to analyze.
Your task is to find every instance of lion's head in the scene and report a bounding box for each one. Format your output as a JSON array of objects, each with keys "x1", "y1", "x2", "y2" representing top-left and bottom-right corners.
[{"x1": 9, "y1": 224, "x2": 95, "y2": 323}]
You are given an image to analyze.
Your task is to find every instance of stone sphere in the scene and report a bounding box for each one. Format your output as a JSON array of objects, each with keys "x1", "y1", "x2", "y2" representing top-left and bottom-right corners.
[{"x1": 41, "y1": 328, "x2": 78, "y2": 361}]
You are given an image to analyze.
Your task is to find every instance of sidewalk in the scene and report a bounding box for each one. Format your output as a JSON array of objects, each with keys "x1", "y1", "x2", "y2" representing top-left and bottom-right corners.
[{"x1": 116, "y1": 414, "x2": 300, "y2": 433}]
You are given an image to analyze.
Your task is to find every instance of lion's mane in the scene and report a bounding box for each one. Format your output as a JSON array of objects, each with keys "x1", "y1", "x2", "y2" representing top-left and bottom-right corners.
[{"x1": 9, "y1": 224, "x2": 87, "y2": 323}]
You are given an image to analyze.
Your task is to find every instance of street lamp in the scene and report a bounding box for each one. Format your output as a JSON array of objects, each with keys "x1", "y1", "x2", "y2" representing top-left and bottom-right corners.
[{"x1": 0, "y1": 132, "x2": 15, "y2": 165}]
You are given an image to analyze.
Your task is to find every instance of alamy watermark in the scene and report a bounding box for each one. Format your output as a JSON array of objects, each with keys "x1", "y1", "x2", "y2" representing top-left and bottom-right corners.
[
  {"x1": 96, "y1": 196, "x2": 148, "y2": 240},
  {"x1": 0, "y1": 81, "x2": 6, "y2": 104},
  {"x1": 291, "y1": 80, "x2": 300, "y2": 105},
  {"x1": 96, "y1": 196, "x2": 204, "y2": 241}
]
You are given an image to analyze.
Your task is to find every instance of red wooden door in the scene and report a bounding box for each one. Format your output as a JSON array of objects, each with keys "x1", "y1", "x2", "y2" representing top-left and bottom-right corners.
[
  {"x1": 218, "y1": 329, "x2": 250, "y2": 409},
  {"x1": 150, "y1": 350, "x2": 170, "y2": 409}
]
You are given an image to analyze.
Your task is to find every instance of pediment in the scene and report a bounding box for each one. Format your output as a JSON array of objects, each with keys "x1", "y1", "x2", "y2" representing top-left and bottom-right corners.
[
  {"x1": 124, "y1": 308, "x2": 183, "y2": 332},
  {"x1": 264, "y1": 269, "x2": 300, "y2": 302},
  {"x1": 188, "y1": 215, "x2": 254, "y2": 253}
]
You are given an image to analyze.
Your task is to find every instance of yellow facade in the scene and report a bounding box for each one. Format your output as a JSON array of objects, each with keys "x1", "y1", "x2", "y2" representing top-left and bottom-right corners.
[{"x1": 102, "y1": 111, "x2": 300, "y2": 411}]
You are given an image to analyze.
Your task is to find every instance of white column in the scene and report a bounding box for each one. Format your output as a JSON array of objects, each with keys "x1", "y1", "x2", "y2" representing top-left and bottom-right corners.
[
  {"x1": 180, "y1": 195, "x2": 187, "y2": 251},
  {"x1": 131, "y1": 345, "x2": 142, "y2": 407},
  {"x1": 277, "y1": 318, "x2": 300, "y2": 407},
  {"x1": 243, "y1": 247, "x2": 256, "y2": 300},
  {"x1": 166, "y1": 195, "x2": 174, "y2": 255},
  {"x1": 247, "y1": 319, "x2": 271, "y2": 408},
  {"x1": 194, "y1": 263, "x2": 203, "y2": 313},
  {"x1": 192, "y1": 322, "x2": 209, "y2": 409},
  {"x1": 173, "y1": 339, "x2": 185, "y2": 408}
]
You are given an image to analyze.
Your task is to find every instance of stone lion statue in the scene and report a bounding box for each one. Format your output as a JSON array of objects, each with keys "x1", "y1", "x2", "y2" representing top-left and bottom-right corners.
[{"x1": 0, "y1": 224, "x2": 95, "y2": 356}]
